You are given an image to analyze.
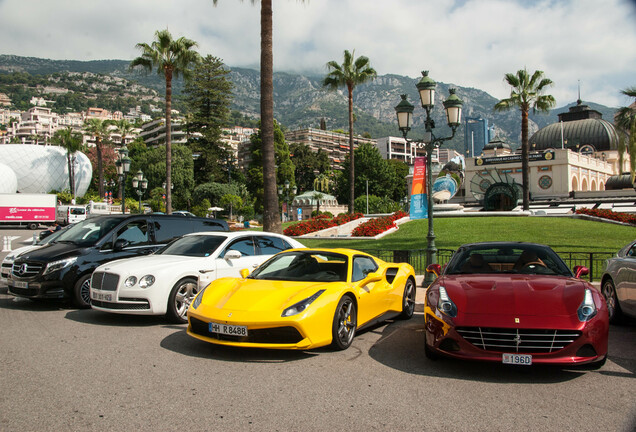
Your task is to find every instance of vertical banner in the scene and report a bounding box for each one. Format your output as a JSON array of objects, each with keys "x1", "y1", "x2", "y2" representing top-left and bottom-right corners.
[{"x1": 410, "y1": 156, "x2": 428, "y2": 220}]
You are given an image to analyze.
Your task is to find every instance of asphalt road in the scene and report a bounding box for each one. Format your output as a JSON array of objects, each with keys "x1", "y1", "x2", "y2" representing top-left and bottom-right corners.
[{"x1": 0, "y1": 228, "x2": 635, "y2": 432}]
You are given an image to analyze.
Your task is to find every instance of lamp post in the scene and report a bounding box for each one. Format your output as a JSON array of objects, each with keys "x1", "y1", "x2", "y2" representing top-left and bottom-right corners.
[
  {"x1": 277, "y1": 180, "x2": 297, "y2": 222},
  {"x1": 394, "y1": 71, "x2": 463, "y2": 284},
  {"x1": 132, "y1": 170, "x2": 148, "y2": 214},
  {"x1": 115, "y1": 145, "x2": 131, "y2": 214}
]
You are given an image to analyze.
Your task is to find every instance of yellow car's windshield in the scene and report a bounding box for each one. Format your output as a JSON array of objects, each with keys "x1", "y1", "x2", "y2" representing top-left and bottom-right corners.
[{"x1": 250, "y1": 251, "x2": 348, "y2": 282}]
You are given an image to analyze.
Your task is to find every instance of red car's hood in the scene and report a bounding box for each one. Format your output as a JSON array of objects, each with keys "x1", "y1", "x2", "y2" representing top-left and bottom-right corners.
[{"x1": 439, "y1": 274, "x2": 588, "y2": 318}]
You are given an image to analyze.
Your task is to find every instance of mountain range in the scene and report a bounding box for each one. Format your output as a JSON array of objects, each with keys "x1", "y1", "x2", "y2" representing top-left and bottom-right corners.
[{"x1": 0, "y1": 54, "x2": 619, "y2": 154}]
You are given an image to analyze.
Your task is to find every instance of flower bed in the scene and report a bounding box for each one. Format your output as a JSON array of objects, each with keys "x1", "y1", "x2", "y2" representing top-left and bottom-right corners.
[
  {"x1": 575, "y1": 208, "x2": 636, "y2": 225},
  {"x1": 351, "y1": 211, "x2": 408, "y2": 237},
  {"x1": 283, "y1": 213, "x2": 364, "y2": 236}
]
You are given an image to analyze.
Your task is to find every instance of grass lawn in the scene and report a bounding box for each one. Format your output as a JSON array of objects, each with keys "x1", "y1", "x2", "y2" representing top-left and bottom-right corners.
[{"x1": 293, "y1": 216, "x2": 635, "y2": 253}]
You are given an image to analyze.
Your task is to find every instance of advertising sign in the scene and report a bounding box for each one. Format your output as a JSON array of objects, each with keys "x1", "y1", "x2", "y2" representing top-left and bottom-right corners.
[{"x1": 410, "y1": 156, "x2": 427, "y2": 220}]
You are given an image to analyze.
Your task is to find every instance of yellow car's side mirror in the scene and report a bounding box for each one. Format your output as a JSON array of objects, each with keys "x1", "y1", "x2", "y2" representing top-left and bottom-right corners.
[
  {"x1": 240, "y1": 268, "x2": 250, "y2": 279},
  {"x1": 363, "y1": 271, "x2": 383, "y2": 283}
]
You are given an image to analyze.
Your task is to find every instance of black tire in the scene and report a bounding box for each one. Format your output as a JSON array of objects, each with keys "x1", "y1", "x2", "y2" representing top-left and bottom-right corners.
[
  {"x1": 399, "y1": 277, "x2": 416, "y2": 320},
  {"x1": 331, "y1": 295, "x2": 357, "y2": 350},
  {"x1": 601, "y1": 278, "x2": 623, "y2": 324},
  {"x1": 167, "y1": 277, "x2": 199, "y2": 324},
  {"x1": 27, "y1": 223, "x2": 38, "y2": 230},
  {"x1": 73, "y1": 274, "x2": 92, "y2": 309}
]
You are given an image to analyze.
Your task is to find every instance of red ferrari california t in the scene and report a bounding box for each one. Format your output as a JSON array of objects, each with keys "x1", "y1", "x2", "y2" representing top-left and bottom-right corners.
[{"x1": 424, "y1": 242, "x2": 608, "y2": 367}]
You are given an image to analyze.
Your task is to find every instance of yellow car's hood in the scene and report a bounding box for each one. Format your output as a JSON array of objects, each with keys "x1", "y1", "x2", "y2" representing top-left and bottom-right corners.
[{"x1": 204, "y1": 278, "x2": 343, "y2": 312}]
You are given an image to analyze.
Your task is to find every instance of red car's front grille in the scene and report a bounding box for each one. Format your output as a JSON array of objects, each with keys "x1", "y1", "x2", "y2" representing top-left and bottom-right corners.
[{"x1": 456, "y1": 327, "x2": 582, "y2": 353}]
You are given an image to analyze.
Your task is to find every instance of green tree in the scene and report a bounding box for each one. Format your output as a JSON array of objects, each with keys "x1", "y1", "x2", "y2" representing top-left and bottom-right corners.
[
  {"x1": 130, "y1": 29, "x2": 200, "y2": 214},
  {"x1": 246, "y1": 121, "x2": 294, "y2": 214},
  {"x1": 289, "y1": 142, "x2": 330, "y2": 193},
  {"x1": 84, "y1": 118, "x2": 112, "y2": 198},
  {"x1": 184, "y1": 54, "x2": 234, "y2": 183},
  {"x1": 615, "y1": 86, "x2": 636, "y2": 181},
  {"x1": 132, "y1": 144, "x2": 195, "y2": 211},
  {"x1": 220, "y1": 194, "x2": 242, "y2": 222},
  {"x1": 52, "y1": 127, "x2": 83, "y2": 197},
  {"x1": 323, "y1": 49, "x2": 377, "y2": 213},
  {"x1": 494, "y1": 68, "x2": 555, "y2": 210}
]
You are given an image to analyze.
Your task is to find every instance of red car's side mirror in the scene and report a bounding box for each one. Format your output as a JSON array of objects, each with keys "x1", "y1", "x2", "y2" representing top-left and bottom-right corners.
[
  {"x1": 426, "y1": 264, "x2": 442, "y2": 277},
  {"x1": 573, "y1": 265, "x2": 589, "y2": 278}
]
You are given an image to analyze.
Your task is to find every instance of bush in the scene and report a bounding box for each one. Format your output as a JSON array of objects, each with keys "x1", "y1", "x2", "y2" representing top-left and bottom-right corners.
[
  {"x1": 351, "y1": 211, "x2": 408, "y2": 237},
  {"x1": 575, "y1": 208, "x2": 636, "y2": 225},
  {"x1": 283, "y1": 213, "x2": 363, "y2": 236}
]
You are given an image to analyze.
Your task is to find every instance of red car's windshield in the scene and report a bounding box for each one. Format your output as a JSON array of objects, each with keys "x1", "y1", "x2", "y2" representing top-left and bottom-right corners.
[{"x1": 445, "y1": 244, "x2": 572, "y2": 277}]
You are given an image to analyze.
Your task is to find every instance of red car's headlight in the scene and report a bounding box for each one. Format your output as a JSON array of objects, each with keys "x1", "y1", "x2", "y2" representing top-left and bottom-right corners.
[
  {"x1": 438, "y1": 286, "x2": 457, "y2": 318},
  {"x1": 577, "y1": 289, "x2": 597, "y2": 322}
]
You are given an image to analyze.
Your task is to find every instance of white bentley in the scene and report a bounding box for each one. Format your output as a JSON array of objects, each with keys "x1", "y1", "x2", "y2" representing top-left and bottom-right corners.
[{"x1": 89, "y1": 231, "x2": 304, "y2": 323}]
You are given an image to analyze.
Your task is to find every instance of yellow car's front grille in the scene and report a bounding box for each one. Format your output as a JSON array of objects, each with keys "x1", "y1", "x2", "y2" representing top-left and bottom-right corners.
[{"x1": 190, "y1": 317, "x2": 303, "y2": 344}]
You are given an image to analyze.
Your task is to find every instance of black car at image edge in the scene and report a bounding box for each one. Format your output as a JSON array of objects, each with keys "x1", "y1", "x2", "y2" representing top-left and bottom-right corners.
[{"x1": 6, "y1": 214, "x2": 228, "y2": 307}]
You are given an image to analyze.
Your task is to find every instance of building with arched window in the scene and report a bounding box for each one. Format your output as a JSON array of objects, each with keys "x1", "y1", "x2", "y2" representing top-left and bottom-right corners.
[{"x1": 461, "y1": 101, "x2": 631, "y2": 207}]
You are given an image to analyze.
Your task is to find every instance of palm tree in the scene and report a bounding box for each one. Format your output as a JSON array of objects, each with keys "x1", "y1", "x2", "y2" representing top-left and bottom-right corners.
[
  {"x1": 52, "y1": 127, "x2": 83, "y2": 197},
  {"x1": 130, "y1": 29, "x2": 200, "y2": 214},
  {"x1": 494, "y1": 68, "x2": 555, "y2": 210},
  {"x1": 323, "y1": 49, "x2": 376, "y2": 214},
  {"x1": 615, "y1": 86, "x2": 636, "y2": 180},
  {"x1": 210, "y1": 0, "x2": 281, "y2": 232},
  {"x1": 84, "y1": 118, "x2": 110, "y2": 199}
]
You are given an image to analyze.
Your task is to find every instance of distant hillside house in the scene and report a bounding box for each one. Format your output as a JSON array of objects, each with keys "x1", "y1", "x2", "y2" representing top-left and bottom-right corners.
[{"x1": 0, "y1": 93, "x2": 11, "y2": 106}]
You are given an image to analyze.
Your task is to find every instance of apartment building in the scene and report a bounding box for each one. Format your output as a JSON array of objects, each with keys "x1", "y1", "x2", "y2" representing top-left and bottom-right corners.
[
  {"x1": 374, "y1": 136, "x2": 432, "y2": 164},
  {"x1": 138, "y1": 117, "x2": 187, "y2": 147},
  {"x1": 284, "y1": 128, "x2": 376, "y2": 171}
]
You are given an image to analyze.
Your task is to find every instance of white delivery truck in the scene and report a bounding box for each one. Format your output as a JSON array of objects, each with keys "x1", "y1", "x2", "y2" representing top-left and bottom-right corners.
[
  {"x1": 56, "y1": 205, "x2": 87, "y2": 225},
  {"x1": 85, "y1": 201, "x2": 112, "y2": 218},
  {"x1": 0, "y1": 193, "x2": 57, "y2": 230}
]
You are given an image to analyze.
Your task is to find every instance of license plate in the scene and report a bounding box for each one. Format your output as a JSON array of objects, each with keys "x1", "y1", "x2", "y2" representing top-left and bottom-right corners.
[
  {"x1": 91, "y1": 291, "x2": 112, "y2": 302},
  {"x1": 209, "y1": 322, "x2": 248, "y2": 337},
  {"x1": 11, "y1": 280, "x2": 28, "y2": 289},
  {"x1": 502, "y1": 353, "x2": 532, "y2": 365}
]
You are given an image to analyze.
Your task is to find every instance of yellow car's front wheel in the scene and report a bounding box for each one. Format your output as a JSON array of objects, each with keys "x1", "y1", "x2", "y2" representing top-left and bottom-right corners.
[{"x1": 331, "y1": 295, "x2": 357, "y2": 350}]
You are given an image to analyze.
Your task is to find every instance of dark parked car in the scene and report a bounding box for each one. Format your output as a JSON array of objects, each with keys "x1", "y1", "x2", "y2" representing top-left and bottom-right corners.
[
  {"x1": 601, "y1": 240, "x2": 636, "y2": 323},
  {"x1": 6, "y1": 214, "x2": 228, "y2": 308}
]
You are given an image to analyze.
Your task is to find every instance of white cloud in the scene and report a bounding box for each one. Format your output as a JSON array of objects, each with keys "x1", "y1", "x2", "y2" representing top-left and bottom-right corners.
[{"x1": 1, "y1": 0, "x2": 634, "y2": 106}]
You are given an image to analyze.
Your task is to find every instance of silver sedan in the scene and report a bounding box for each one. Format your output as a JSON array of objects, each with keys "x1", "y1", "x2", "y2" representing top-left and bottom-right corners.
[{"x1": 601, "y1": 240, "x2": 636, "y2": 323}]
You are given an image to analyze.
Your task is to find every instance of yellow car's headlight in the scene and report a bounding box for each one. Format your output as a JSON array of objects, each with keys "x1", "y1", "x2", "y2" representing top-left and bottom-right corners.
[
  {"x1": 192, "y1": 286, "x2": 207, "y2": 310},
  {"x1": 282, "y1": 290, "x2": 325, "y2": 317}
]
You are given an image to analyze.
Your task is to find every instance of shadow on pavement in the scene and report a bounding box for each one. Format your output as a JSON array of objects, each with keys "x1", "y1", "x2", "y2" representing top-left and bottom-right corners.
[
  {"x1": 65, "y1": 308, "x2": 169, "y2": 327},
  {"x1": 160, "y1": 328, "x2": 317, "y2": 362},
  {"x1": 0, "y1": 292, "x2": 70, "y2": 312}
]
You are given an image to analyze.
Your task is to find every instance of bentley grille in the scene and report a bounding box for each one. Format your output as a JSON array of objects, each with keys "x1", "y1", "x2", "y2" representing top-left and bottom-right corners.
[
  {"x1": 456, "y1": 327, "x2": 582, "y2": 353},
  {"x1": 91, "y1": 272, "x2": 120, "y2": 291}
]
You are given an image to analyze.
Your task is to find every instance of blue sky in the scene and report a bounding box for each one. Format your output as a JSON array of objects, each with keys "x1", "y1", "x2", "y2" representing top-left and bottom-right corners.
[{"x1": 0, "y1": 0, "x2": 635, "y2": 107}]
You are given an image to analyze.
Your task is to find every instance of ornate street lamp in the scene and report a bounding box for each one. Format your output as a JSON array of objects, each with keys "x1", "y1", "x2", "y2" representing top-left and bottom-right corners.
[
  {"x1": 277, "y1": 180, "x2": 297, "y2": 222},
  {"x1": 132, "y1": 170, "x2": 148, "y2": 214},
  {"x1": 395, "y1": 71, "x2": 463, "y2": 284},
  {"x1": 115, "y1": 145, "x2": 131, "y2": 214}
]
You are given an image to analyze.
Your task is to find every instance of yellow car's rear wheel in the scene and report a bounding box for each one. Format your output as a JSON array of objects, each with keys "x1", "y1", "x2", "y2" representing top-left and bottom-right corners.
[
  {"x1": 331, "y1": 295, "x2": 357, "y2": 350},
  {"x1": 399, "y1": 277, "x2": 416, "y2": 319}
]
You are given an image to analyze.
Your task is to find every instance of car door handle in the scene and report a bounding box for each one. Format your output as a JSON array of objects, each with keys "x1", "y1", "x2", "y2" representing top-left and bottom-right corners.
[
  {"x1": 252, "y1": 264, "x2": 259, "y2": 268},
  {"x1": 199, "y1": 269, "x2": 215, "y2": 274}
]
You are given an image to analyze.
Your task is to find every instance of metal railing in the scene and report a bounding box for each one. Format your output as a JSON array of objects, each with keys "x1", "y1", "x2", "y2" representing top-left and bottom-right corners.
[{"x1": 360, "y1": 248, "x2": 613, "y2": 282}]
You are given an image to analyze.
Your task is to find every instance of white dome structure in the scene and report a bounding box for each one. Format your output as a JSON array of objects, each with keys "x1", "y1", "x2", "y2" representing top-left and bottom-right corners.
[
  {"x1": 0, "y1": 144, "x2": 92, "y2": 196},
  {"x1": 0, "y1": 162, "x2": 18, "y2": 193}
]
